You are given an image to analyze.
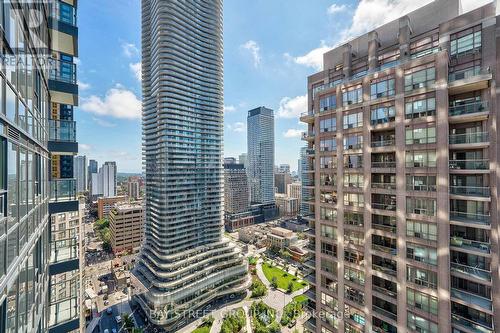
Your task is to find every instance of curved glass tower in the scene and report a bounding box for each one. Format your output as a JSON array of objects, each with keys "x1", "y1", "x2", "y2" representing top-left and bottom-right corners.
[{"x1": 132, "y1": 0, "x2": 249, "y2": 330}]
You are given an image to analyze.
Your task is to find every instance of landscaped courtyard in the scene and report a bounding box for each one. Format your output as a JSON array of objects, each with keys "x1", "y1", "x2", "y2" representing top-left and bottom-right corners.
[{"x1": 261, "y1": 263, "x2": 307, "y2": 292}]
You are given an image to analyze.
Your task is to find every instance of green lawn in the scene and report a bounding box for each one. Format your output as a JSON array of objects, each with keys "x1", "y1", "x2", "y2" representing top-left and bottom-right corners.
[
  {"x1": 261, "y1": 264, "x2": 307, "y2": 292},
  {"x1": 192, "y1": 326, "x2": 210, "y2": 333},
  {"x1": 293, "y1": 294, "x2": 308, "y2": 305}
]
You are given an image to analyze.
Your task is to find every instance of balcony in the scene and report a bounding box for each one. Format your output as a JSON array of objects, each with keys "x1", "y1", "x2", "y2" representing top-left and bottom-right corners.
[
  {"x1": 372, "y1": 202, "x2": 396, "y2": 212},
  {"x1": 449, "y1": 101, "x2": 488, "y2": 118},
  {"x1": 302, "y1": 132, "x2": 315, "y2": 141},
  {"x1": 304, "y1": 317, "x2": 316, "y2": 332},
  {"x1": 451, "y1": 314, "x2": 494, "y2": 333},
  {"x1": 371, "y1": 139, "x2": 395, "y2": 148},
  {"x1": 450, "y1": 237, "x2": 490, "y2": 254},
  {"x1": 304, "y1": 273, "x2": 316, "y2": 285},
  {"x1": 371, "y1": 161, "x2": 396, "y2": 169},
  {"x1": 449, "y1": 132, "x2": 489, "y2": 145},
  {"x1": 451, "y1": 288, "x2": 492, "y2": 312},
  {"x1": 51, "y1": 1, "x2": 77, "y2": 27},
  {"x1": 371, "y1": 183, "x2": 396, "y2": 190},
  {"x1": 372, "y1": 263, "x2": 396, "y2": 277},
  {"x1": 48, "y1": 119, "x2": 78, "y2": 153},
  {"x1": 448, "y1": 67, "x2": 491, "y2": 95},
  {"x1": 49, "y1": 58, "x2": 78, "y2": 104},
  {"x1": 450, "y1": 211, "x2": 490, "y2": 226},
  {"x1": 449, "y1": 159, "x2": 488, "y2": 171},
  {"x1": 300, "y1": 111, "x2": 315, "y2": 123},
  {"x1": 451, "y1": 263, "x2": 491, "y2": 282},
  {"x1": 50, "y1": 58, "x2": 77, "y2": 84},
  {"x1": 373, "y1": 305, "x2": 397, "y2": 322},
  {"x1": 450, "y1": 186, "x2": 490, "y2": 198},
  {"x1": 304, "y1": 288, "x2": 316, "y2": 302},
  {"x1": 49, "y1": 179, "x2": 78, "y2": 214}
]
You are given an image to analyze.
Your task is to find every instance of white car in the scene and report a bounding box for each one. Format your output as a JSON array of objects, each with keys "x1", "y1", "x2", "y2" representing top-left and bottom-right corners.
[
  {"x1": 115, "y1": 315, "x2": 122, "y2": 324},
  {"x1": 103, "y1": 330, "x2": 109, "y2": 333}
]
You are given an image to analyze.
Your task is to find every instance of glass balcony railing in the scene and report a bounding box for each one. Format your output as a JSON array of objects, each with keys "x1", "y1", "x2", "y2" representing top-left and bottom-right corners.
[
  {"x1": 372, "y1": 244, "x2": 397, "y2": 255},
  {"x1": 450, "y1": 186, "x2": 490, "y2": 197},
  {"x1": 372, "y1": 202, "x2": 396, "y2": 211},
  {"x1": 450, "y1": 262, "x2": 491, "y2": 282},
  {"x1": 372, "y1": 264, "x2": 396, "y2": 276},
  {"x1": 49, "y1": 119, "x2": 76, "y2": 142},
  {"x1": 451, "y1": 314, "x2": 493, "y2": 333},
  {"x1": 371, "y1": 183, "x2": 396, "y2": 190},
  {"x1": 449, "y1": 67, "x2": 490, "y2": 82},
  {"x1": 451, "y1": 288, "x2": 492, "y2": 311},
  {"x1": 449, "y1": 101, "x2": 488, "y2": 116},
  {"x1": 450, "y1": 237, "x2": 490, "y2": 254},
  {"x1": 450, "y1": 211, "x2": 490, "y2": 225},
  {"x1": 371, "y1": 139, "x2": 395, "y2": 148},
  {"x1": 300, "y1": 111, "x2": 315, "y2": 118},
  {"x1": 50, "y1": 58, "x2": 77, "y2": 84},
  {"x1": 371, "y1": 161, "x2": 396, "y2": 168},
  {"x1": 449, "y1": 132, "x2": 488, "y2": 145},
  {"x1": 50, "y1": 179, "x2": 77, "y2": 203},
  {"x1": 373, "y1": 305, "x2": 397, "y2": 322},
  {"x1": 51, "y1": 2, "x2": 77, "y2": 26},
  {"x1": 449, "y1": 159, "x2": 488, "y2": 170}
]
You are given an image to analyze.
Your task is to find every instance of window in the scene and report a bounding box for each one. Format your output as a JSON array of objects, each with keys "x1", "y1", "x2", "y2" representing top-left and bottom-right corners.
[
  {"x1": 344, "y1": 267, "x2": 365, "y2": 285},
  {"x1": 407, "y1": 220, "x2": 437, "y2": 241},
  {"x1": 450, "y1": 26, "x2": 481, "y2": 57},
  {"x1": 406, "y1": 175, "x2": 436, "y2": 191},
  {"x1": 320, "y1": 207, "x2": 337, "y2": 221},
  {"x1": 344, "y1": 154, "x2": 363, "y2": 169},
  {"x1": 7, "y1": 141, "x2": 17, "y2": 231},
  {"x1": 320, "y1": 258, "x2": 337, "y2": 275},
  {"x1": 344, "y1": 305, "x2": 366, "y2": 328},
  {"x1": 320, "y1": 156, "x2": 336, "y2": 169},
  {"x1": 407, "y1": 312, "x2": 438, "y2": 333},
  {"x1": 370, "y1": 77, "x2": 395, "y2": 99},
  {"x1": 6, "y1": 83, "x2": 17, "y2": 123},
  {"x1": 344, "y1": 193, "x2": 364, "y2": 208},
  {"x1": 344, "y1": 173, "x2": 363, "y2": 188},
  {"x1": 321, "y1": 292, "x2": 339, "y2": 311},
  {"x1": 343, "y1": 112, "x2": 363, "y2": 129},
  {"x1": 405, "y1": 150, "x2": 436, "y2": 168},
  {"x1": 405, "y1": 66, "x2": 435, "y2": 91},
  {"x1": 320, "y1": 138, "x2": 336, "y2": 152},
  {"x1": 371, "y1": 105, "x2": 395, "y2": 124},
  {"x1": 320, "y1": 191, "x2": 337, "y2": 204},
  {"x1": 320, "y1": 95, "x2": 336, "y2": 112},
  {"x1": 407, "y1": 265, "x2": 437, "y2": 289},
  {"x1": 345, "y1": 229, "x2": 364, "y2": 246},
  {"x1": 407, "y1": 243, "x2": 437, "y2": 265},
  {"x1": 342, "y1": 86, "x2": 363, "y2": 106},
  {"x1": 320, "y1": 117, "x2": 336, "y2": 133},
  {"x1": 320, "y1": 173, "x2": 336, "y2": 186},
  {"x1": 405, "y1": 126, "x2": 436, "y2": 145},
  {"x1": 345, "y1": 249, "x2": 364, "y2": 265},
  {"x1": 320, "y1": 224, "x2": 337, "y2": 239},
  {"x1": 405, "y1": 96, "x2": 436, "y2": 119},
  {"x1": 406, "y1": 197, "x2": 436, "y2": 216},
  {"x1": 344, "y1": 285, "x2": 364, "y2": 305},
  {"x1": 321, "y1": 275, "x2": 338, "y2": 293},
  {"x1": 407, "y1": 289, "x2": 438, "y2": 315},
  {"x1": 59, "y1": 2, "x2": 76, "y2": 25},
  {"x1": 411, "y1": 33, "x2": 439, "y2": 59},
  {"x1": 343, "y1": 134, "x2": 363, "y2": 150},
  {"x1": 345, "y1": 212, "x2": 363, "y2": 227}
]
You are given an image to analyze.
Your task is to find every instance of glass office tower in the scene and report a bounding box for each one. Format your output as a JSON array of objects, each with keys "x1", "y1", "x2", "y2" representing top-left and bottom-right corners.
[
  {"x1": 133, "y1": 0, "x2": 249, "y2": 330},
  {"x1": 0, "y1": 1, "x2": 81, "y2": 333}
]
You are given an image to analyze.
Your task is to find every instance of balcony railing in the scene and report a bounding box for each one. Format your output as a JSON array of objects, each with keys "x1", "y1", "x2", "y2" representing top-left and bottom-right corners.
[
  {"x1": 371, "y1": 139, "x2": 395, "y2": 148},
  {"x1": 372, "y1": 244, "x2": 397, "y2": 255},
  {"x1": 451, "y1": 288, "x2": 492, "y2": 312},
  {"x1": 371, "y1": 161, "x2": 396, "y2": 168},
  {"x1": 372, "y1": 202, "x2": 396, "y2": 211},
  {"x1": 406, "y1": 184, "x2": 436, "y2": 191},
  {"x1": 450, "y1": 237, "x2": 490, "y2": 254},
  {"x1": 373, "y1": 285, "x2": 397, "y2": 299},
  {"x1": 300, "y1": 111, "x2": 314, "y2": 118},
  {"x1": 50, "y1": 179, "x2": 77, "y2": 203},
  {"x1": 449, "y1": 101, "x2": 488, "y2": 117},
  {"x1": 448, "y1": 66, "x2": 490, "y2": 82},
  {"x1": 372, "y1": 223, "x2": 396, "y2": 234},
  {"x1": 451, "y1": 314, "x2": 493, "y2": 333},
  {"x1": 450, "y1": 262, "x2": 491, "y2": 282},
  {"x1": 449, "y1": 159, "x2": 488, "y2": 170},
  {"x1": 450, "y1": 211, "x2": 490, "y2": 225},
  {"x1": 49, "y1": 58, "x2": 77, "y2": 84},
  {"x1": 372, "y1": 264, "x2": 396, "y2": 276},
  {"x1": 373, "y1": 305, "x2": 397, "y2": 321},
  {"x1": 49, "y1": 119, "x2": 76, "y2": 142},
  {"x1": 449, "y1": 132, "x2": 489, "y2": 145},
  {"x1": 371, "y1": 183, "x2": 396, "y2": 190},
  {"x1": 450, "y1": 186, "x2": 490, "y2": 197}
]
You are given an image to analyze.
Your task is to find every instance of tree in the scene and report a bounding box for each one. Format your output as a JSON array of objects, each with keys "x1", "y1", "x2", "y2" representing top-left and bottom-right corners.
[
  {"x1": 271, "y1": 276, "x2": 278, "y2": 289},
  {"x1": 287, "y1": 281, "x2": 294, "y2": 293},
  {"x1": 203, "y1": 315, "x2": 214, "y2": 327},
  {"x1": 121, "y1": 313, "x2": 134, "y2": 332}
]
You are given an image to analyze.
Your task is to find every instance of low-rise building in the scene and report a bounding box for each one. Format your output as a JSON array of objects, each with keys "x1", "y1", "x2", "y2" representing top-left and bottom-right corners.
[
  {"x1": 109, "y1": 203, "x2": 144, "y2": 254},
  {"x1": 275, "y1": 193, "x2": 299, "y2": 217},
  {"x1": 97, "y1": 195, "x2": 128, "y2": 219},
  {"x1": 267, "y1": 227, "x2": 297, "y2": 250}
]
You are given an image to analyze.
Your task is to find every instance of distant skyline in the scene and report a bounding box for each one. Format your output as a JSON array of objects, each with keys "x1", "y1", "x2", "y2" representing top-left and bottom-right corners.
[{"x1": 76, "y1": 0, "x2": 489, "y2": 172}]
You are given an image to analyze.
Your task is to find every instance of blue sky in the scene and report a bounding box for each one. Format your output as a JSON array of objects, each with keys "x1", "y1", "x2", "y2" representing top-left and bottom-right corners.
[{"x1": 76, "y1": 0, "x2": 487, "y2": 173}]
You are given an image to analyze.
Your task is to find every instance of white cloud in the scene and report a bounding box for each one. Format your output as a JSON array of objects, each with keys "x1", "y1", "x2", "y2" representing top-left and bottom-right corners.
[
  {"x1": 79, "y1": 143, "x2": 91, "y2": 151},
  {"x1": 227, "y1": 122, "x2": 246, "y2": 133},
  {"x1": 283, "y1": 129, "x2": 303, "y2": 138},
  {"x1": 81, "y1": 86, "x2": 141, "y2": 119},
  {"x1": 241, "y1": 40, "x2": 261, "y2": 68},
  {"x1": 78, "y1": 80, "x2": 91, "y2": 90},
  {"x1": 92, "y1": 117, "x2": 116, "y2": 128},
  {"x1": 277, "y1": 95, "x2": 307, "y2": 119},
  {"x1": 327, "y1": 3, "x2": 347, "y2": 15},
  {"x1": 224, "y1": 105, "x2": 236, "y2": 113},
  {"x1": 293, "y1": 41, "x2": 333, "y2": 71},
  {"x1": 122, "y1": 42, "x2": 139, "y2": 58},
  {"x1": 129, "y1": 62, "x2": 142, "y2": 81}
]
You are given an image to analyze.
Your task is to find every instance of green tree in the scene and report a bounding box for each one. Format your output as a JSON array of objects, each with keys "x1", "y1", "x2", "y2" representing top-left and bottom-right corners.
[
  {"x1": 270, "y1": 276, "x2": 278, "y2": 289},
  {"x1": 121, "y1": 313, "x2": 134, "y2": 331},
  {"x1": 287, "y1": 281, "x2": 294, "y2": 293}
]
